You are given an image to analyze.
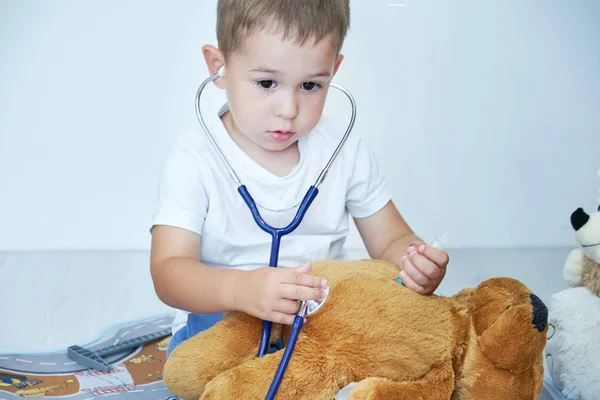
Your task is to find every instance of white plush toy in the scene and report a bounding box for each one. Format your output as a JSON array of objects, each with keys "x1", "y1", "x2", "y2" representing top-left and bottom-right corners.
[
  {"x1": 545, "y1": 177, "x2": 600, "y2": 400},
  {"x1": 562, "y1": 207, "x2": 600, "y2": 295}
]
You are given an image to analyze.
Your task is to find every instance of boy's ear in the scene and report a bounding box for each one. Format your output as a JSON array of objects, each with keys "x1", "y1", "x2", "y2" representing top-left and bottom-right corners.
[
  {"x1": 202, "y1": 44, "x2": 226, "y2": 89},
  {"x1": 332, "y1": 54, "x2": 344, "y2": 77}
]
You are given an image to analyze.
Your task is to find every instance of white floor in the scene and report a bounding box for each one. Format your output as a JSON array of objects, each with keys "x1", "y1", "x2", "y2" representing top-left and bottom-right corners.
[{"x1": 1, "y1": 247, "x2": 572, "y2": 355}]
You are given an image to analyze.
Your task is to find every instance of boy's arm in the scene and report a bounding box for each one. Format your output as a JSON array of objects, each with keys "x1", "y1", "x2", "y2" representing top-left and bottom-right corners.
[
  {"x1": 353, "y1": 201, "x2": 449, "y2": 294},
  {"x1": 150, "y1": 225, "x2": 327, "y2": 324},
  {"x1": 150, "y1": 225, "x2": 241, "y2": 314}
]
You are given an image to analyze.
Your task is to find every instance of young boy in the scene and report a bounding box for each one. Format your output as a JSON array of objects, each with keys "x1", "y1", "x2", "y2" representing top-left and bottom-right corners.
[{"x1": 150, "y1": 0, "x2": 449, "y2": 360}]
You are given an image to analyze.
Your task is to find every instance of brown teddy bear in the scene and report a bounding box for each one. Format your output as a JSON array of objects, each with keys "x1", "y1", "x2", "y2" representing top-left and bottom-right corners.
[{"x1": 163, "y1": 259, "x2": 548, "y2": 400}]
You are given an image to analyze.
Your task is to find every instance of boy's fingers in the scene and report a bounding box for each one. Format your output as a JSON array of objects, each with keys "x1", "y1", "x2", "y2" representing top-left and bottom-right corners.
[
  {"x1": 281, "y1": 283, "x2": 326, "y2": 301},
  {"x1": 406, "y1": 240, "x2": 426, "y2": 254},
  {"x1": 283, "y1": 268, "x2": 328, "y2": 288},
  {"x1": 401, "y1": 256, "x2": 430, "y2": 287},
  {"x1": 418, "y1": 245, "x2": 450, "y2": 267},
  {"x1": 399, "y1": 270, "x2": 426, "y2": 295},
  {"x1": 274, "y1": 299, "x2": 302, "y2": 315},
  {"x1": 269, "y1": 311, "x2": 296, "y2": 325},
  {"x1": 409, "y1": 252, "x2": 442, "y2": 280}
]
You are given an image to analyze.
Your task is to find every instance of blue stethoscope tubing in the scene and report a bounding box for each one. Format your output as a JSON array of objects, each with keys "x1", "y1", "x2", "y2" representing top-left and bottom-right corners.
[{"x1": 195, "y1": 68, "x2": 356, "y2": 399}]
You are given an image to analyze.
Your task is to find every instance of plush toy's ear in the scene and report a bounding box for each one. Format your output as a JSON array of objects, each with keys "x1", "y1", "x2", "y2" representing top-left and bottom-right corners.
[
  {"x1": 571, "y1": 208, "x2": 600, "y2": 263},
  {"x1": 569, "y1": 169, "x2": 600, "y2": 262}
]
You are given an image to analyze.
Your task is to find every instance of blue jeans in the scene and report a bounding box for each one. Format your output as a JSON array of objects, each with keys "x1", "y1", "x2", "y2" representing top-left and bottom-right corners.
[{"x1": 166, "y1": 312, "x2": 283, "y2": 358}]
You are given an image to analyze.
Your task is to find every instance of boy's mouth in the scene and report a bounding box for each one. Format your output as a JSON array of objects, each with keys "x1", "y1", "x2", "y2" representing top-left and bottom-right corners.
[{"x1": 268, "y1": 130, "x2": 296, "y2": 142}]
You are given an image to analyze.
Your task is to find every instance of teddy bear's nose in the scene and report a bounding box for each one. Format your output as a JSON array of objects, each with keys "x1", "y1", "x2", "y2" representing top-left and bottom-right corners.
[
  {"x1": 571, "y1": 207, "x2": 589, "y2": 231},
  {"x1": 530, "y1": 293, "x2": 548, "y2": 332}
]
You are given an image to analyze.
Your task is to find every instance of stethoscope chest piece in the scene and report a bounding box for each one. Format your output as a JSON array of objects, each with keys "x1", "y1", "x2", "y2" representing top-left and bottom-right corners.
[{"x1": 303, "y1": 284, "x2": 330, "y2": 317}]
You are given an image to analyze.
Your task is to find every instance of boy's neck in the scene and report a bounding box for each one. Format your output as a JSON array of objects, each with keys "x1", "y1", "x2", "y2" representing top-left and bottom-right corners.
[{"x1": 220, "y1": 111, "x2": 300, "y2": 177}]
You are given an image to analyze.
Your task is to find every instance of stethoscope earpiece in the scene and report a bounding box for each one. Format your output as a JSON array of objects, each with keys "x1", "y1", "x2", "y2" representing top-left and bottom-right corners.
[{"x1": 217, "y1": 66, "x2": 225, "y2": 77}]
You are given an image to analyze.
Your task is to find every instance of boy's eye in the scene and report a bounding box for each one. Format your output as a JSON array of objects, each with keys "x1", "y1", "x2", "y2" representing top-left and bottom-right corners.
[
  {"x1": 257, "y1": 80, "x2": 275, "y2": 89},
  {"x1": 302, "y1": 81, "x2": 318, "y2": 91}
]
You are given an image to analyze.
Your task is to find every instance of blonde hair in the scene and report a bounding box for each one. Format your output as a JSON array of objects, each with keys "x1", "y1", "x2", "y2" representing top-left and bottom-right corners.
[{"x1": 216, "y1": 0, "x2": 350, "y2": 61}]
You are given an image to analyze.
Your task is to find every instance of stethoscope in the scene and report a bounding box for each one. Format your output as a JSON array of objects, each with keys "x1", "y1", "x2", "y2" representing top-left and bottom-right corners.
[{"x1": 195, "y1": 65, "x2": 356, "y2": 400}]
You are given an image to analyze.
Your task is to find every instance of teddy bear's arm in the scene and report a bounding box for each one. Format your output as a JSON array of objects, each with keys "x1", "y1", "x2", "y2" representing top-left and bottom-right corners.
[
  {"x1": 346, "y1": 358, "x2": 454, "y2": 400},
  {"x1": 563, "y1": 248, "x2": 584, "y2": 286}
]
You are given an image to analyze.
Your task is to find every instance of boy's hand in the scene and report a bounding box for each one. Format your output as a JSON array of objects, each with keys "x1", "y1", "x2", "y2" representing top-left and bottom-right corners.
[
  {"x1": 235, "y1": 263, "x2": 328, "y2": 325},
  {"x1": 398, "y1": 241, "x2": 449, "y2": 295}
]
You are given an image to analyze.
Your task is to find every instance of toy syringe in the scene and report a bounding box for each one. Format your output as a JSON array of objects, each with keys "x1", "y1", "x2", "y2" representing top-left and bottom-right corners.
[
  {"x1": 67, "y1": 328, "x2": 171, "y2": 372},
  {"x1": 429, "y1": 231, "x2": 449, "y2": 250},
  {"x1": 396, "y1": 231, "x2": 449, "y2": 285}
]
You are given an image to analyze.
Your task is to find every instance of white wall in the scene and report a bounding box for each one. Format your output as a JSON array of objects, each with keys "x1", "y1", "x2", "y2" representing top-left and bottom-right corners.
[{"x1": 1, "y1": 0, "x2": 599, "y2": 252}]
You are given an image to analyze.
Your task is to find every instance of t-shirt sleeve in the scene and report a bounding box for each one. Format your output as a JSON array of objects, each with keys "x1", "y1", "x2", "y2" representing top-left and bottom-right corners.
[
  {"x1": 345, "y1": 137, "x2": 392, "y2": 218},
  {"x1": 150, "y1": 135, "x2": 209, "y2": 236}
]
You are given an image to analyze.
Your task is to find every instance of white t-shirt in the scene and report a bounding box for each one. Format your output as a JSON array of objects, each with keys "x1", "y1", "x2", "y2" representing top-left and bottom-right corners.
[{"x1": 151, "y1": 103, "x2": 392, "y2": 334}]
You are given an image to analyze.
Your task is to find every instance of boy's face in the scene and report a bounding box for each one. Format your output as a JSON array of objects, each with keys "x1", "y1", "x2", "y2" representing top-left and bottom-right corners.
[{"x1": 210, "y1": 28, "x2": 343, "y2": 152}]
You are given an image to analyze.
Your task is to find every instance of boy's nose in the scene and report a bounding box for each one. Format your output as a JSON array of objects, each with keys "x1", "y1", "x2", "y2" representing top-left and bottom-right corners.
[{"x1": 276, "y1": 91, "x2": 298, "y2": 119}]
